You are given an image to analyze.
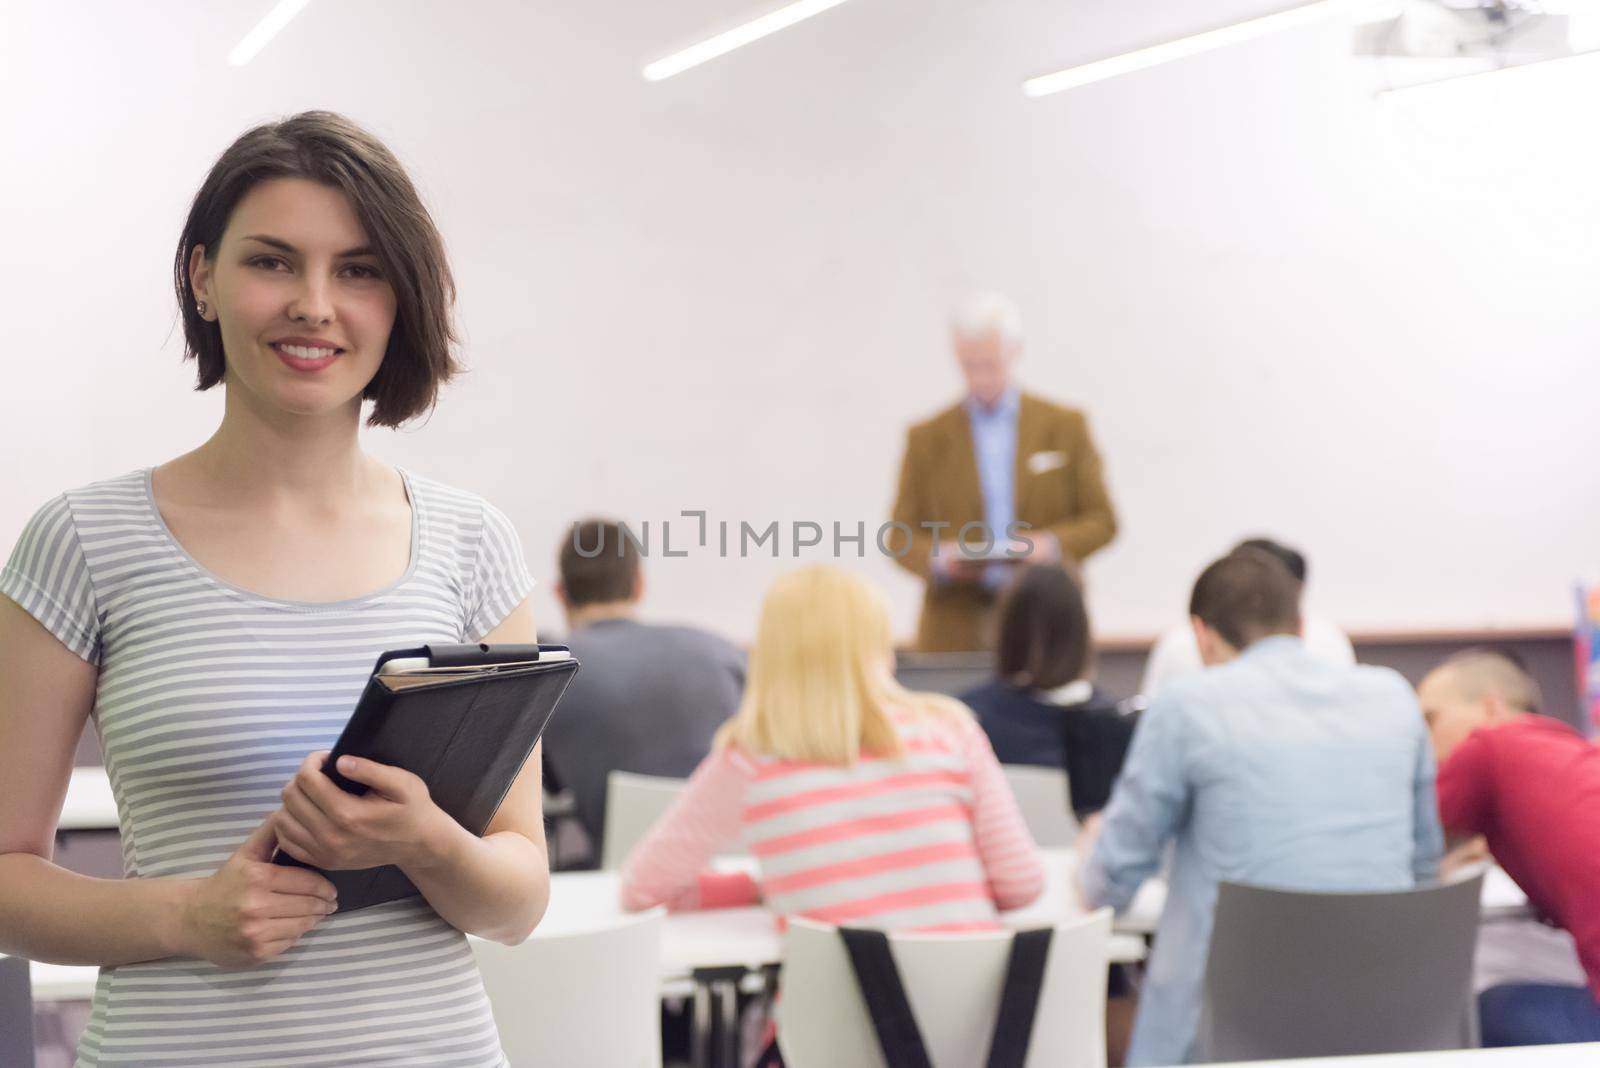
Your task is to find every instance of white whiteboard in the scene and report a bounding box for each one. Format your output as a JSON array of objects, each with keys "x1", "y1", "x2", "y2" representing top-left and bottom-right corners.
[{"x1": 4, "y1": 1, "x2": 1597, "y2": 644}]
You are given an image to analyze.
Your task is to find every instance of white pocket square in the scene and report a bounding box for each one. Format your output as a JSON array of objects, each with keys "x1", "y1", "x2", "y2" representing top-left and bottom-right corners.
[{"x1": 1027, "y1": 450, "x2": 1068, "y2": 475}]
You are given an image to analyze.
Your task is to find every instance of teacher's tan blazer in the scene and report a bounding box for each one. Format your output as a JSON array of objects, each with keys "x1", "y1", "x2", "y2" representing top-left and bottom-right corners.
[{"x1": 889, "y1": 392, "x2": 1117, "y2": 652}]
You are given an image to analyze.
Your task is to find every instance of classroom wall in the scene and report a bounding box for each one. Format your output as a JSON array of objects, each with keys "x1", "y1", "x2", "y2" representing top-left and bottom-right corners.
[{"x1": 4, "y1": 0, "x2": 1597, "y2": 645}]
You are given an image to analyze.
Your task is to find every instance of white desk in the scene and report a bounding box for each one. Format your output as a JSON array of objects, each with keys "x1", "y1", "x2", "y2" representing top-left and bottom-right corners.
[
  {"x1": 28, "y1": 960, "x2": 96, "y2": 1002},
  {"x1": 531, "y1": 851, "x2": 1149, "y2": 979},
  {"x1": 27, "y1": 851, "x2": 1531, "y2": 1004},
  {"x1": 1206, "y1": 1044, "x2": 1600, "y2": 1067},
  {"x1": 1477, "y1": 865, "x2": 1532, "y2": 920},
  {"x1": 28, "y1": 850, "x2": 1140, "y2": 1004},
  {"x1": 59, "y1": 767, "x2": 117, "y2": 831}
]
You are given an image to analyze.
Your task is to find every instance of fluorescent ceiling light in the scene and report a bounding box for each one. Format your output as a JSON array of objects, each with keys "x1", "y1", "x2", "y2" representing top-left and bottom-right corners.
[
  {"x1": 1023, "y1": 0, "x2": 1359, "y2": 98},
  {"x1": 643, "y1": 0, "x2": 855, "y2": 82},
  {"x1": 1378, "y1": 46, "x2": 1600, "y2": 97},
  {"x1": 228, "y1": 0, "x2": 312, "y2": 67}
]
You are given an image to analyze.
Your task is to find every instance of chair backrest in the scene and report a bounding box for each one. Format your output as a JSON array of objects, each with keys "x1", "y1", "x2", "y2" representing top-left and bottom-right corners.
[
  {"x1": 471, "y1": 906, "x2": 665, "y2": 1068},
  {"x1": 1000, "y1": 765, "x2": 1079, "y2": 848},
  {"x1": 778, "y1": 910, "x2": 1111, "y2": 1068},
  {"x1": 0, "y1": 954, "x2": 35, "y2": 1068},
  {"x1": 601, "y1": 771, "x2": 688, "y2": 869},
  {"x1": 1200, "y1": 872, "x2": 1484, "y2": 1062}
]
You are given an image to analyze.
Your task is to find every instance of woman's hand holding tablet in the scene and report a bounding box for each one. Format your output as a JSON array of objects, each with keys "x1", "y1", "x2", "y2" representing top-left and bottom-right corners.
[
  {"x1": 271, "y1": 750, "x2": 456, "y2": 873},
  {"x1": 175, "y1": 818, "x2": 339, "y2": 967}
]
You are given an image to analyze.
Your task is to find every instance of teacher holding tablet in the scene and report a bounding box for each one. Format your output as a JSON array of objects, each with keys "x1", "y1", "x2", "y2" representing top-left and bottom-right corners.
[
  {"x1": 890, "y1": 293, "x2": 1119, "y2": 652},
  {"x1": 0, "y1": 113, "x2": 542, "y2": 1067}
]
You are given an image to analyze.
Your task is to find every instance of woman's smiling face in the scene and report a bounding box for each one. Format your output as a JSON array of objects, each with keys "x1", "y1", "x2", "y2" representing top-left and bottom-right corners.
[{"x1": 190, "y1": 177, "x2": 398, "y2": 420}]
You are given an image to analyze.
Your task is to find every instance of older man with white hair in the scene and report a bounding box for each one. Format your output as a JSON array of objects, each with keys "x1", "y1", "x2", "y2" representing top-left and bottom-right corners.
[{"x1": 890, "y1": 292, "x2": 1117, "y2": 651}]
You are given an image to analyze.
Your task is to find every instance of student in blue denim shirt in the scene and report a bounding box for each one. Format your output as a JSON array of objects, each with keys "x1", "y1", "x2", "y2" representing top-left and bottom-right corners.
[{"x1": 1080, "y1": 548, "x2": 1443, "y2": 1066}]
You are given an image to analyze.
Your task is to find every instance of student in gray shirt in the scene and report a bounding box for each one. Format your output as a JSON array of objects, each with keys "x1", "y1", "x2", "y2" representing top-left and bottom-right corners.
[
  {"x1": 1079, "y1": 547, "x2": 1442, "y2": 1066},
  {"x1": 544, "y1": 519, "x2": 745, "y2": 861}
]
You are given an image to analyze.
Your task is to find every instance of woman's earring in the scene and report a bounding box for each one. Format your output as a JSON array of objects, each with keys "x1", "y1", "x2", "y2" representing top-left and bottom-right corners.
[{"x1": 196, "y1": 301, "x2": 208, "y2": 318}]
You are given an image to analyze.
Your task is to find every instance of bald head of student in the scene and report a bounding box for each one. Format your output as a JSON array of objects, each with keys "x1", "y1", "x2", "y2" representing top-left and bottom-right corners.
[{"x1": 1417, "y1": 649, "x2": 1543, "y2": 765}]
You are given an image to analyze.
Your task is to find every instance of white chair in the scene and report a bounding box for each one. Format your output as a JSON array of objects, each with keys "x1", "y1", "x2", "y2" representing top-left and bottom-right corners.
[
  {"x1": 1001, "y1": 764, "x2": 1080, "y2": 848},
  {"x1": 778, "y1": 909, "x2": 1112, "y2": 1068},
  {"x1": 601, "y1": 770, "x2": 687, "y2": 870},
  {"x1": 471, "y1": 906, "x2": 666, "y2": 1068}
]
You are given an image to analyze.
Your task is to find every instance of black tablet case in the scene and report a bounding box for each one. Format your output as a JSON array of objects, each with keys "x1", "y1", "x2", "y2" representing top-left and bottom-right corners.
[{"x1": 273, "y1": 643, "x2": 579, "y2": 912}]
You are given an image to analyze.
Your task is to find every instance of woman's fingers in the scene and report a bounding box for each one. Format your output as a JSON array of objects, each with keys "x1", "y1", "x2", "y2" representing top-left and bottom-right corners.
[
  {"x1": 266, "y1": 864, "x2": 339, "y2": 903},
  {"x1": 280, "y1": 785, "x2": 336, "y2": 841},
  {"x1": 270, "y1": 811, "x2": 324, "y2": 868},
  {"x1": 257, "y1": 910, "x2": 331, "y2": 940},
  {"x1": 251, "y1": 923, "x2": 322, "y2": 961},
  {"x1": 294, "y1": 757, "x2": 354, "y2": 821},
  {"x1": 331, "y1": 755, "x2": 416, "y2": 801},
  {"x1": 259, "y1": 893, "x2": 338, "y2": 920},
  {"x1": 236, "y1": 817, "x2": 281, "y2": 862},
  {"x1": 277, "y1": 910, "x2": 332, "y2": 943},
  {"x1": 230, "y1": 904, "x2": 334, "y2": 965}
]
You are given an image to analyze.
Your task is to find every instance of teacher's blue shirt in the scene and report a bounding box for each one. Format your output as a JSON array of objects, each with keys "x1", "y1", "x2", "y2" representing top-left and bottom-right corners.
[
  {"x1": 963, "y1": 387, "x2": 1019, "y2": 588},
  {"x1": 1082, "y1": 635, "x2": 1443, "y2": 1065}
]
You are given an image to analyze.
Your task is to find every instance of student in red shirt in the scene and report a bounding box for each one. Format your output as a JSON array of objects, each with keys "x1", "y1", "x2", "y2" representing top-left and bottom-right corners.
[{"x1": 1418, "y1": 649, "x2": 1600, "y2": 1047}]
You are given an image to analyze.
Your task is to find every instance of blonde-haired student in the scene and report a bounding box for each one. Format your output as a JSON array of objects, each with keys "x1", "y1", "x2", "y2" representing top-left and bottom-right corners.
[{"x1": 620, "y1": 566, "x2": 1044, "y2": 929}]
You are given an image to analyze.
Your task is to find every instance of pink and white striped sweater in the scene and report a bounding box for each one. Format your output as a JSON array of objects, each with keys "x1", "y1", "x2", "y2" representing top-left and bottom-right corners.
[{"x1": 620, "y1": 710, "x2": 1046, "y2": 930}]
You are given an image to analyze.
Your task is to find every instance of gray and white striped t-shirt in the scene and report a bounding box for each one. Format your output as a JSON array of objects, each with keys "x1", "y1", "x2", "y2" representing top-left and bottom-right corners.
[{"x1": 1, "y1": 467, "x2": 536, "y2": 1067}]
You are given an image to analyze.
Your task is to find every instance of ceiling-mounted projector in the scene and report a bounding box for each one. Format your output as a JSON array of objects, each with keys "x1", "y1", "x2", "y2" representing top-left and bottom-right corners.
[{"x1": 1355, "y1": 0, "x2": 1579, "y2": 60}]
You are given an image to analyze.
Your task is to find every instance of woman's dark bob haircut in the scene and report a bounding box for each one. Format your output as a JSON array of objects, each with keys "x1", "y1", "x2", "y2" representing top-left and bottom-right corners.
[
  {"x1": 174, "y1": 111, "x2": 460, "y2": 427},
  {"x1": 995, "y1": 562, "x2": 1093, "y2": 691}
]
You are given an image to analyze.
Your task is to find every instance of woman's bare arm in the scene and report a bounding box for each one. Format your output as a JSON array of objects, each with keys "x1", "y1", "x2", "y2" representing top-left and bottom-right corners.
[
  {"x1": 0, "y1": 597, "x2": 335, "y2": 967},
  {"x1": 0, "y1": 596, "x2": 190, "y2": 964}
]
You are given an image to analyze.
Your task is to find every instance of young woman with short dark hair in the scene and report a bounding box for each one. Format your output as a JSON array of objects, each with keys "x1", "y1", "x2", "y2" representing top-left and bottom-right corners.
[{"x1": 0, "y1": 112, "x2": 542, "y2": 1067}]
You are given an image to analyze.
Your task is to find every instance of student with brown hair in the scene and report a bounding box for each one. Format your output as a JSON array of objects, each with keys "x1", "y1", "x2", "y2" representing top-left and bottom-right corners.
[
  {"x1": 543, "y1": 518, "x2": 744, "y2": 860},
  {"x1": 1139, "y1": 536, "x2": 1354, "y2": 699},
  {"x1": 959, "y1": 563, "x2": 1137, "y2": 818},
  {"x1": 0, "y1": 112, "x2": 542, "y2": 1066},
  {"x1": 1079, "y1": 547, "x2": 1441, "y2": 1066}
]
